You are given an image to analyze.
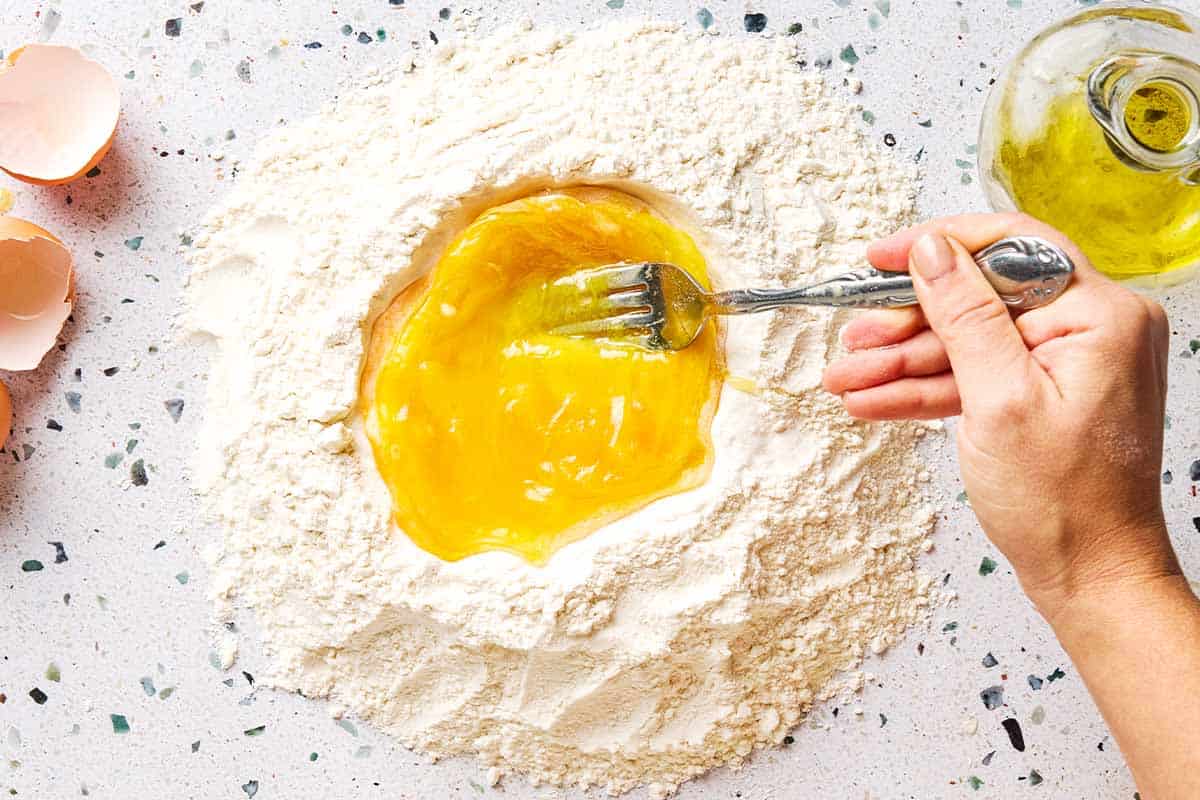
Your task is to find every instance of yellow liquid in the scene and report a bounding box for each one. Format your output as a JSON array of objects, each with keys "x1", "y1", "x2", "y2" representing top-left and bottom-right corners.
[
  {"x1": 362, "y1": 189, "x2": 722, "y2": 564},
  {"x1": 998, "y1": 92, "x2": 1200, "y2": 279},
  {"x1": 1125, "y1": 82, "x2": 1190, "y2": 152}
]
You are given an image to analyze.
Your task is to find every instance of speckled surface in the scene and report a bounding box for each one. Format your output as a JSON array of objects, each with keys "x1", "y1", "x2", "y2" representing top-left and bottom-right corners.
[{"x1": 2, "y1": 1, "x2": 1198, "y2": 798}]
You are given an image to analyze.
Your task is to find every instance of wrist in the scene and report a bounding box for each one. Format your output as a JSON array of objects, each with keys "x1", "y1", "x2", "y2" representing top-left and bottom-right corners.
[
  {"x1": 1015, "y1": 518, "x2": 1183, "y2": 626},
  {"x1": 1027, "y1": 560, "x2": 1191, "y2": 634}
]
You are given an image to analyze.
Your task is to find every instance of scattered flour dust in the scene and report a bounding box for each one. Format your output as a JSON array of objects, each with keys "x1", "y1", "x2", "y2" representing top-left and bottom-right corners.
[{"x1": 184, "y1": 22, "x2": 938, "y2": 797}]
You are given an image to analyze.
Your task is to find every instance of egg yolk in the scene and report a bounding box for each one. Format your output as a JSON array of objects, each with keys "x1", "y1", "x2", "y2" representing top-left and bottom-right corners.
[{"x1": 361, "y1": 189, "x2": 722, "y2": 564}]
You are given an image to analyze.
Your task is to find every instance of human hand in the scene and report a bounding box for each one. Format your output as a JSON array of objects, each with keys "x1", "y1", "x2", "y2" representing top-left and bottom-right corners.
[{"x1": 822, "y1": 213, "x2": 1178, "y2": 619}]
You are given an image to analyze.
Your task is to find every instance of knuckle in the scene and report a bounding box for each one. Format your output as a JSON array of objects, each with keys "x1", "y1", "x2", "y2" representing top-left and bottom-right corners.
[
  {"x1": 1142, "y1": 298, "x2": 1169, "y2": 330},
  {"x1": 1007, "y1": 211, "x2": 1039, "y2": 230},
  {"x1": 942, "y1": 296, "x2": 1010, "y2": 335}
]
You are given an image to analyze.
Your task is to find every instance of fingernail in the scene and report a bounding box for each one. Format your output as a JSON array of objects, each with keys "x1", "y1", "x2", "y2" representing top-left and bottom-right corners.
[{"x1": 909, "y1": 234, "x2": 955, "y2": 282}]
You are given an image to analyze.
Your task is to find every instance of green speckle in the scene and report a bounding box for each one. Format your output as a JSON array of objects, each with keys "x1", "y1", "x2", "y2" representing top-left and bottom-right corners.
[
  {"x1": 967, "y1": 775, "x2": 984, "y2": 790},
  {"x1": 786, "y1": 22, "x2": 803, "y2": 35},
  {"x1": 244, "y1": 725, "x2": 266, "y2": 737},
  {"x1": 961, "y1": 173, "x2": 973, "y2": 185},
  {"x1": 124, "y1": 236, "x2": 144, "y2": 251},
  {"x1": 355, "y1": 745, "x2": 372, "y2": 758},
  {"x1": 110, "y1": 714, "x2": 129, "y2": 734},
  {"x1": 942, "y1": 621, "x2": 958, "y2": 632},
  {"x1": 104, "y1": 452, "x2": 123, "y2": 469},
  {"x1": 1007, "y1": 0, "x2": 1022, "y2": 7},
  {"x1": 96, "y1": 595, "x2": 109, "y2": 610},
  {"x1": 189, "y1": 60, "x2": 204, "y2": 77},
  {"x1": 468, "y1": 779, "x2": 486, "y2": 794},
  {"x1": 140, "y1": 677, "x2": 156, "y2": 696},
  {"x1": 175, "y1": 571, "x2": 189, "y2": 585},
  {"x1": 158, "y1": 687, "x2": 175, "y2": 700},
  {"x1": 839, "y1": 44, "x2": 859, "y2": 65},
  {"x1": 207, "y1": 650, "x2": 222, "y2": 669},
  {"x1": 376, "y1": 28, "x2": 386, "y2": 40},
  {"x1": 125, "y1": 70, "x2": 135, "y2": 79},
  {"x1": 862, "y1": 110, "x2": 876, "y2": 125},
  {"x1": 834, "y1": 0, "x2": 851, "y2": 6},
  {"x1": 966, "y1": 143, "x2": 978, "y2": 154},
  {"x1": 696, "y1": 8, "x2": 713, "y2": 28},
  {"x1": 340, "y1": 24, "x2": 353, "y2": 35},
  {"x1": 1029, "y1": 769, "x2": 1043, "y2": 786},
  {"x1": 867, "y1": 13, "x2": 881, "y2": 29},
  {"x1": 130, "y1": 459, "x2": 148, "y2": 486},
  {"x1": 125, "y1": 439, "x2": 138, "y2": 454},
  {"x1": 955, "y1": 159, "x2": 973, "y2": 169},
  {"x1": 918, "y1": 119, "x2": 933, "y2": 128},
  {"x1": 606, "y1": 0, "x2": 624, "y2": 7},
  {"x1": 336, "y1": 719, "x2": 358, "y2": 736},
  {"x1": 1189, "y1": 339, "x2": 1199, "y2": 353},
  {"x1": 874, "y1": 0, "x2": 890, "y2": 15},
  {"x1": 979, "y1": 556, "x2": 997, "y2": 575},
  {"x1": 309, "y1": 752, "x2": 319, "y2": 762},
  {"x1": 46, "y1": 663, "x2": 61, "y2": 682},
  {"x1": 956, "y1": 490, "x2": 969, "y2": 504},
  {"x1": 1046, "y1": 666, "x2": 1066, "y2": 683},
  {"x1": 21, "y1": 560, "x2": 44, "y2": 573}
]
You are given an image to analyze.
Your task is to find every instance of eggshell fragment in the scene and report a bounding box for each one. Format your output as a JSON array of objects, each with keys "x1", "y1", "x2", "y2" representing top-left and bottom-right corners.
[
  {"x1": 0, "y1": 380, "x2": 10, "y2": 448},
  {"x1": 0, "y1": 216, "x2": 73, "y2": 370},
  {"x1": 0, "y1": 44, "x2": 120, "y2": 185}
]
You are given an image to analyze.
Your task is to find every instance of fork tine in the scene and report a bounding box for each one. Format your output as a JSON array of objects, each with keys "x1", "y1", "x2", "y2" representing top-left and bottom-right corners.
[
  {"x1": 550, "y1": 310, "x2": 658, "y2": 338},
  {"x1": 552, "y1": 263, "x2": 650, "y2": 293},
  {"x1": 596, "y1": 263, "x2": 652, "y2": 291},
  {"x1": 603, "y1": 290, "x2": 653, "y2": 310}
]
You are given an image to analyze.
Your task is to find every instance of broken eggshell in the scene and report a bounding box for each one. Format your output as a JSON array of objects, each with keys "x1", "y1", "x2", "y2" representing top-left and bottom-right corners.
[
  {"x1": 0, "y1": 216, "x2": 73, "y2": 371},
  {"x1": 0, "y1": 380, "x2": 10, "y2": 448},
  {"x1": 0, "y1": 44, "x2": 120, "y2": 185}
]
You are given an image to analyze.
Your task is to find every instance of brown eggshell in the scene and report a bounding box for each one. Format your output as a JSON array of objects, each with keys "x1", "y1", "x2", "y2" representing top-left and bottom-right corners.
[
  {"x1": 0, "y1": 216, "x2": 73, "y2": 370},
  {"x1": 0, "y1": 379, "x2": 10, "y2": 448},
  {"x1": 0, "y1": 44, "x2": 120, "y2": 185}
]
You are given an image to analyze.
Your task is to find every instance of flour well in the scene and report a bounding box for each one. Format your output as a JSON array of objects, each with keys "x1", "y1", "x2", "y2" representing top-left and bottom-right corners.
[{"x1": 185, "y1": 23, "x2": 935, "y2": 796}]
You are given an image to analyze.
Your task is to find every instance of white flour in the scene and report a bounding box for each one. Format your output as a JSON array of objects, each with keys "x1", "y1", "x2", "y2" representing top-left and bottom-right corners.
[{"x1": 185, "y1": 23, "x2": 936, "y2": 797}]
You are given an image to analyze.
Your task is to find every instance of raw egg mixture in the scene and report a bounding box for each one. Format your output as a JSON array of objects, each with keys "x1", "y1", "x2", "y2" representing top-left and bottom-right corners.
[{"x1": 361, "y1": 189, "x2": 722, "y2": 563}]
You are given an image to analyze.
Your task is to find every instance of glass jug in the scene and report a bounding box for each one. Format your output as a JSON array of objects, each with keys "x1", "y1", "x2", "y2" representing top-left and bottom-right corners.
[{"x1": 978, "y1": 2, "x2": 1200, "y2": 286}]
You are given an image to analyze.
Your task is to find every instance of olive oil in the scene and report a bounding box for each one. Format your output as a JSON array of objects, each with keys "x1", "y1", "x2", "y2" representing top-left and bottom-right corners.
[{"x1": 979, "y1": 3, "x2": 1200, "y2": 285}]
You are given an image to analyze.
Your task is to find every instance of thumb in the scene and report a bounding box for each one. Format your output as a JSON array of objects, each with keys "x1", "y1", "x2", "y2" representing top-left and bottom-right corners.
[{"x1": 908, "y1": 233, "x2": 1033, "y2": 409}]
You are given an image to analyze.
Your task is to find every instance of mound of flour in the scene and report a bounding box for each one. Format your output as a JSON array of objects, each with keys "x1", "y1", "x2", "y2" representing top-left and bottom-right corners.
[{"x1": 185, "y1": 22, "x2": 935, "y2": 796}]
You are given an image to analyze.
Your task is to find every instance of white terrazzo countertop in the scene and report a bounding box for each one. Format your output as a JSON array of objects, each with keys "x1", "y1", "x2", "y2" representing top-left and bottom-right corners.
[{"x1": 2, "y1": 0, "x2": 1198, "y2": 798}]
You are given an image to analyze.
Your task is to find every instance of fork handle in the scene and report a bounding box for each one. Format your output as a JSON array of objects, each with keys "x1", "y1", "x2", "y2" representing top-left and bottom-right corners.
[{"x1": 708, "y1": 236, "x2": 1075, "y2": 313}]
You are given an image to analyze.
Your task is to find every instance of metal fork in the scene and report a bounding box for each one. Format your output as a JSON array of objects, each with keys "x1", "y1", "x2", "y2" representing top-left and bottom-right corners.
[{"x1": 548, "y1": 236, "x2": 1075, "y2": 351}]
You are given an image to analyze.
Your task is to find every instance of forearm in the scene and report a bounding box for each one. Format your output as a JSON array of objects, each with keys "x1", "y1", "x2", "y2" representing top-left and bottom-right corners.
[{"x1": 1037, "y1": 567, "x2": 1200, "y2": 799}]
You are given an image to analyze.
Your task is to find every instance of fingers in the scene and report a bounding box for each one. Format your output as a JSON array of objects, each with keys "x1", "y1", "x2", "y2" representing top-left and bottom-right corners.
[
  {"x1": 839, "y1": 307, "x2": 927, "y2": 351},
  {"x1": 866, "y1": 212, "x2": 1103, "y2": 288},
  {"x1": 907, "y1": 233, "x2": 1037, "y2": 410},
  {"x1": 842, "y1": 373, "x2": 961, "y2": 420},
  {"x1": 823, "y1": 329, "x2": 950, "y2": 394}
]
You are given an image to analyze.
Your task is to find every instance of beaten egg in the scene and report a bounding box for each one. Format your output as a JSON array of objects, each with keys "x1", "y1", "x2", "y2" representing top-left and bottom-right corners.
[{"x1": 361, "y1": 188, "x2": 722, "y2": 563}]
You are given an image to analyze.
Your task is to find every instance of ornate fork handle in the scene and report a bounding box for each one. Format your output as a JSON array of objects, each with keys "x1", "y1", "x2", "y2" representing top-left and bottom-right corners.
[{"x1": 709, "y1": 236, "x2": 1075, "y2": 313}]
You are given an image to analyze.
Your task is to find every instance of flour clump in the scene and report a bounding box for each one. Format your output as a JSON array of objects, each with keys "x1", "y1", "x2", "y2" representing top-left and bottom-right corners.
[{"x1": 185, "y1": 22, "x2": 935, "y2": 796}]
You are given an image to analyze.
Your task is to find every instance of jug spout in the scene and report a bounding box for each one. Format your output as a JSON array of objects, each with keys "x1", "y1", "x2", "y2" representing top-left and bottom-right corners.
[{"x1": 1088, "y1": 52, "x2": 1200, "y2": 182}]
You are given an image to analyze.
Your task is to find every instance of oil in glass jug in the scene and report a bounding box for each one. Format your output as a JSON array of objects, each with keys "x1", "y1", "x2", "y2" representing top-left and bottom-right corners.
[{"x1": 978, "y1": 2, "x2": 1200, "y2": 286}]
